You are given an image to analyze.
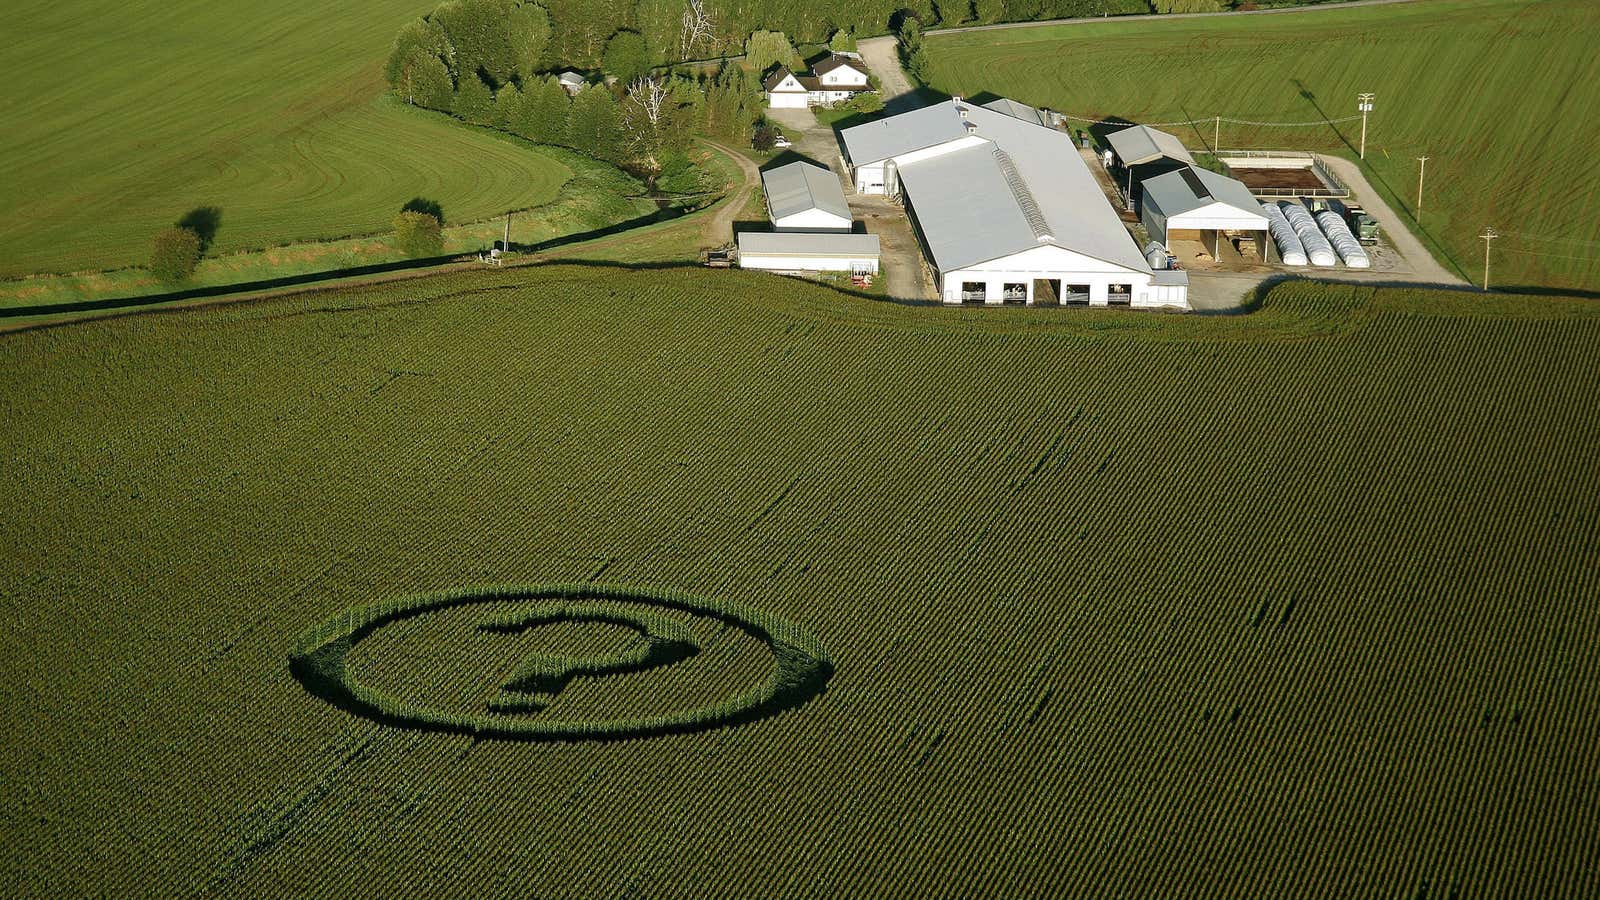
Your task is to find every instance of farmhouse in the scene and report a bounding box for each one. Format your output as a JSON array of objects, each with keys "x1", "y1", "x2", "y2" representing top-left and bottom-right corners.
[
  {"x1": 1140, "y1": 165, "x2": 1269, "y2": 261},
  {"x1": 763, "y1": 161, "x2": 853, "y2": 232},
  {"x1": 841, "y1": 98, "x2": 1188, "y2": 308},
  {"x1": 765, "y1": 54, "x2": 873, "y2": 109}
]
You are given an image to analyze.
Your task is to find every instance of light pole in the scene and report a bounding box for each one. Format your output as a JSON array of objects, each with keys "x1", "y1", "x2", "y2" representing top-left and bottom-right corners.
[
  {"x1": 1480, "y1": 227, "x2": 1499, "y2": 291},
  {"x1": 1357, "y1": 93, "x2": 1374, "y2": 159},
  {"x1": 1415, "y1": 155, "x2": 1430, "y2": 222}
]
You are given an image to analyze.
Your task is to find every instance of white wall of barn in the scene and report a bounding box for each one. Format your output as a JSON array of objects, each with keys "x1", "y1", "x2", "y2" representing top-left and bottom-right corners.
[
  {"x1": 740, "y1": 254, "x2": 879, "y2": 274},
  {"x1": 938, "y1": 245, "x2": 1186, "y2": 309},
  {"x1": 771, "y1": 208, "x2": 853, "y2": 233}
]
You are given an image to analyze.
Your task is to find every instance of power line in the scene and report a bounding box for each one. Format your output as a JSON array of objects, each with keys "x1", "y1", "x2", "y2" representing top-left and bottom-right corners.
[
  {"x1": 1050, "y1": 111, "x2": 1364, "y2": 128},
  {"x1": 1479, "y1": 227, "x2": 1498, "y2": 291}
]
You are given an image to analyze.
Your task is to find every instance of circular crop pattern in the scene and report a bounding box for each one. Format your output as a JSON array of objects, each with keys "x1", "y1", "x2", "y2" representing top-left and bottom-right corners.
[{"x1": 288, "y1": 584, "x2": 833, "y2": 742}]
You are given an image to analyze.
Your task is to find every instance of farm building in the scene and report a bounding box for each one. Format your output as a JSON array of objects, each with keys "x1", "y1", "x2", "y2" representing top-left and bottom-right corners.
[
  {"x1": 737, "y1": 232, "x2": 880, "y2": 275},
  {"x1": 840, "y1": 98, "x2": 1188, "y2": 308},
  {"x1": 1103, "y1": 124, "x2": 1194, "y2": 211},
  {"x1": 1141, "y1": 166, "x2": 1270, "y2": 262},
  {"x1": 763, "y1": 161, "x2": 852, "y2": 233},
  {"x1": 764, "y1": 55, "x2": 873, "y2": 109},
  {"x1": 557, "y1": 71, "x2": 587, "y2": 94}
]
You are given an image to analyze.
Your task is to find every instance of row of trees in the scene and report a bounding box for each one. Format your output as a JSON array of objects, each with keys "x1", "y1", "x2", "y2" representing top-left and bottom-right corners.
[{"x1": 389, "y1": 0, "x2": 1239, "y2": 83}]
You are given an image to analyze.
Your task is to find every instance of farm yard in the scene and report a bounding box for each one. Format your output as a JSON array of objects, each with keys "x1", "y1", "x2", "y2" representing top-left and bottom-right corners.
[
  {"x1": 917, "y1": 0, "x2": 1600, "y2": 293},
  {"x1": 0, "y1": 0, "x2": 636, "y2": 280},
  {"x1": 4, "y1": 266, "x2": 1599, "y2": 896}
]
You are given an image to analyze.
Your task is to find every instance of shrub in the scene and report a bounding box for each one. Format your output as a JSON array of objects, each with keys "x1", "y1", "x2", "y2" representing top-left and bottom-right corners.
[
  {"x1": 149, "y1": 227, "x2": 201, "y2": 283},
  {"x1": 392, "y1": 210, "x2": 443, "y2": 257},
  {"x1": 752, "y1": 124, "x2": 777, "y2": 152},
  {"x1": 847, "y1": 92, "x2": 884, "y2": 115}
]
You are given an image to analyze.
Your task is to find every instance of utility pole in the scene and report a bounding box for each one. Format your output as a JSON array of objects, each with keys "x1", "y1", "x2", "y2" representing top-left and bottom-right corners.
[
  {"x1": 1415, "y1": 155, "x2": 1430, "y2": 222},
  {"x1": 1214, "y1": 115, "x2": 1221, "y2": 152},
  {"x1": 1479, "y1": 227, "x2": 1498, "y2": 291},
  {"x1": 1126, "y1": 163, "x2": 1135, "y2": 211},
  {"x1": 503, "y1": 211, "x2": 511, "y2": 251},
  {"x1": 1357, "y1": 93, "x2": 1374, "y2": 159}
]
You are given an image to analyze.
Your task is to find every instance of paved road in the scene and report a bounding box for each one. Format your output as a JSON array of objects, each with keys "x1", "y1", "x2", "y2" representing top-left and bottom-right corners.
[{"x1": 1319, "y1": 155, "x2": 1465, "y2": 286}]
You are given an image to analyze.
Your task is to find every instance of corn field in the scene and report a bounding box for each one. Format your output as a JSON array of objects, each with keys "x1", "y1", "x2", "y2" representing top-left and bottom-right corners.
[{"x1": 2, "y1": 266, "x2": 1598, "y2": 896}]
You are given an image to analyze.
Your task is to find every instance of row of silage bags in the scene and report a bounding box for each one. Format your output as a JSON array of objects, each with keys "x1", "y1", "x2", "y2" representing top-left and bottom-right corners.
[
  {"x1": 1280, "y1": 202, "x2": 1337, "y2": 266},
  {"x1": 1261, "y1": 202, "x2": 1308, "y2": 266},
  {"x1": 1315, "y1": 208, "x2": 1371, "y2": 268}
]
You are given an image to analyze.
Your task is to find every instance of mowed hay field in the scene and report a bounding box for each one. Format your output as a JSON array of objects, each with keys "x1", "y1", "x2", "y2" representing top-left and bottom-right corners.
[
  {"x1": 921, "y1": 0, "x2": 1600, "y2": 293},
  {"x1": 0, "y1": 0, "x2": 578, "y2": 277},
  {"x1": 4, "y1": 269, "x2": 1600, "y2": 896}
]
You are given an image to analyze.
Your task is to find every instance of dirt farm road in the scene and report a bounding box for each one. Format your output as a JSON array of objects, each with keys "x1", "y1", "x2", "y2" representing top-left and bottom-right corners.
[{"x1": 699, "y1": 139, "x2": 761, "y2": 249}]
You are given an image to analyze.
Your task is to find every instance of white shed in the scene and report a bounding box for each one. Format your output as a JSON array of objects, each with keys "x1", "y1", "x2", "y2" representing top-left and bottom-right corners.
[
  {"x1": 738, "y1": 233, "x2": 880, "y2": 274},
  {"x1": 763, "y1": 161, "x2": 853, "y2": 233},
  {"x1": 1141, "y1": 166, "x2": 1270, "y2": 260}
]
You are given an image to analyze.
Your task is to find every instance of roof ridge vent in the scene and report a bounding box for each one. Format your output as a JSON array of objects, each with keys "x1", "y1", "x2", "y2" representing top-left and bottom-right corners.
[{"x1": 993, "y1": 148, "x2": 1052, "y2": 242}]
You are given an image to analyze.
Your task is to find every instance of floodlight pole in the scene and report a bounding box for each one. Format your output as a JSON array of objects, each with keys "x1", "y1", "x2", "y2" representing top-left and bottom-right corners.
[
  {"x1": 1357, "y1": 93, "x2": 1375, "y2": 159},
  {"x1": 1479, "y1": 227, "x2": 1498, "y2": 291},
  {"x1": 1415, "y1": 155, "x2": 1430, "y2": 222}
]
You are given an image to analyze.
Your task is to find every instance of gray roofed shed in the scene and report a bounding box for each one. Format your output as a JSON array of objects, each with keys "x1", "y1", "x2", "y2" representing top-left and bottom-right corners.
[
  {"x1": 762, "y1": 161, "x2": 852, "y2": 228},
  {"x1": 981, "y1": 98, "x2": 1045, "y2": 126},
  {"x1": 1105, "y1": 125, "x2": 1195, "y2": 166},
  {"x1": 1141, "y1": 166, "x2": 1264, "y2": 219},
  {"x1": 738, "y1": 232, "x2": 880, "y2": 256}
]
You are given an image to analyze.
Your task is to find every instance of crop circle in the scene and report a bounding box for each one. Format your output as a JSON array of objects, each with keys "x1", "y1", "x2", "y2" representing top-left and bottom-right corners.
[{"x1": 288, "y1": 583, "x2": 833, "y2": 741}]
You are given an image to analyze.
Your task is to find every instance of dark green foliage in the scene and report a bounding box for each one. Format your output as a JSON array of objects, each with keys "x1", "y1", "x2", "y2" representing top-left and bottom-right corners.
[
  {"x1": 451, "y1": 72, "x2": 498, "y2": 125},
  {"x1": 844, "y1": 91, "x2": 884, "y2": 114},
  {"x1": 566, "y1": 86, "x2": 623, "y2": 160},
  {"x1": 602, "y1": 30, "x2": 652, "y2": 85},
  {"x1": 391, "y1": 209, "x2": 443, "y2": 257},
  {"x1": 751, "y1": 123, "x2": 777, "y2": 151},
  {"x1": 526, "y1": 77, "x2": 573, "y2": 144},
  {"x1": 745, "y1": 29, "x2": 801, "y2": 75},
  {"x1": 148, "y1": 226, "x2": 201, "y2": 282}
]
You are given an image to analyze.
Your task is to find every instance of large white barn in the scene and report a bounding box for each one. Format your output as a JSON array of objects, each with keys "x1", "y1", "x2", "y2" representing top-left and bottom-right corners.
[{"x1": 840, "y1": 99, "x2": 1188, "y2": 308}]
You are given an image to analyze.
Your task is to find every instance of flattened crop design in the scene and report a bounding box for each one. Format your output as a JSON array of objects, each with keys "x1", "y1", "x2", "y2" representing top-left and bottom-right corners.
[{"x1": 288, "y1": 584, "x2": 833, "y2": 741}]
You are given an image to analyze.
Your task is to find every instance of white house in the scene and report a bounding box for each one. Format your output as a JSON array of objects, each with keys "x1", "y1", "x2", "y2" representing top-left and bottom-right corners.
[
  {"x1": 738, "y1": 232, "x2": 880, "y2": 274},
  {"x1": 764, "y1": 55, "x2": 873, "y2": 109},
  {"x1": 1140, "y1": 165, "x2": 1270, "y2": 261},
  {"x1": 840, "y1": 98, "x2": 1188, "y2": 309},
  {"x1": 763, "y1": 161, "x2": 853, "y2": 233}
]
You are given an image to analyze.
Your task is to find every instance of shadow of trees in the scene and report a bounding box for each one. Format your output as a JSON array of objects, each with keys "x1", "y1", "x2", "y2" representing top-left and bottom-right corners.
[{"x1": 176, "y1": 206, "x2": 223, "y2": 252}]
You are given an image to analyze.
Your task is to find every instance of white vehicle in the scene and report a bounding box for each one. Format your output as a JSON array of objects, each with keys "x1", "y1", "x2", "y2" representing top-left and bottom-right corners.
[{"x1": 773, "y1": 133, "x2": 792, "y2": 150}]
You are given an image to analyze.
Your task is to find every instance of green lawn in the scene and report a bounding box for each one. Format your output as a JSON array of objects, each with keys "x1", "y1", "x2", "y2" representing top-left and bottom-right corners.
[
  {"x1": 4, "y1": 268, "x2": 1598, "y2": 895},
  {"x1": 920, "y1": 0, "x2": 1600, "y2": 292},
  {"x1": 0, "y1": 0, "x2": 592, "y2": 278}
]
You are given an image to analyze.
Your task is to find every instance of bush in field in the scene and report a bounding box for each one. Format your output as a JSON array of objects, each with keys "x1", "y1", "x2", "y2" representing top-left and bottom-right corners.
[
  {"x1": 149, "y1": 227, "x2": 201, "y2": 283},
  {"x1": 846, "y1": 92, "x2": 885, "y2": 115},
  {"x1": 392, "y1": 210, "x2": 443, "y2": 257}
]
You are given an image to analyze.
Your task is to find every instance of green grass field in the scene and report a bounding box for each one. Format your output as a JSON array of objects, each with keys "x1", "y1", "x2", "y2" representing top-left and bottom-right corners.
[
  {"x1": 4, "y1": 268, "x2": 1598, "y2": 895},
  {"x1": 0, "y1": 1, "x2": 598, "y2": 278},
  {"x1": 920, "y1": 0, "x2": 1600, "y2": 292}
]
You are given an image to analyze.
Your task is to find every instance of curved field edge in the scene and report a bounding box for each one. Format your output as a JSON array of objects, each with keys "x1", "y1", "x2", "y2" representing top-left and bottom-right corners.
[
  {"x1": 288, "y1": 583, "x2": 834, "y2": 742},
  {"x1": 918, "y1": 0, "x2": 1600, "y2": 293},
  {"x1": 0, "y1": 130, "x2": 652, "y2": 312}
]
